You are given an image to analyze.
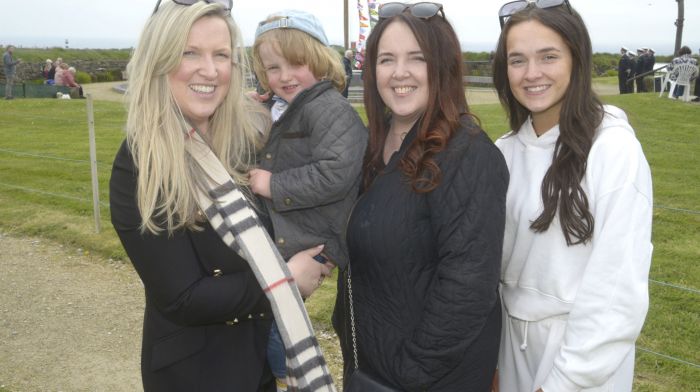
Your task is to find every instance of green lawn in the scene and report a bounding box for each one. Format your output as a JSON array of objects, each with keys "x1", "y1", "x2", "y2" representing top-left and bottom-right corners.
[{"x1": 0, "y1": 93, "x2": 698, "y2": 390}]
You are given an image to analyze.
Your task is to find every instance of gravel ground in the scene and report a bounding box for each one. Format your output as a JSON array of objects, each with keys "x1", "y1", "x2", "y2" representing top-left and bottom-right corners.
[{"x1": 0, "y1": 231, "x2": 144, "y2": 392}]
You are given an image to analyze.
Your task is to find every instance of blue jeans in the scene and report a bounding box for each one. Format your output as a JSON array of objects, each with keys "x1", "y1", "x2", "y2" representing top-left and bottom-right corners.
[{"x1": 267, "y1": 321, "x2": 287, "y2": 379}]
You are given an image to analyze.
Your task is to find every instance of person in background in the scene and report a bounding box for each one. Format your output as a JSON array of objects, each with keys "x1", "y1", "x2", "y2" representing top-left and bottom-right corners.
[
  {"x1": 635, "y1": 48, "x2": 647, "y2": 92},
  {"x1": 333, "y1": 2, "x2": 507, "y2": 390},
  {"x1": 693, "y1": 47, "x2": 700, "y2": 102},
  {"x1": 63, "y1": 66, "x2": 85, "y2": 98},
  {"x1": 342, "y1": 49, "x2": 354, "y2": 98},
  {"x1": 109, "y1": 1, "x2": 332, "y2": 390},
  {"x1": 492, "y1": 1, "x2": 653, "y2": 391},
  {"x1": 43, "y1": 59, "x2": 53, "y2": 81},
  {"x1": 646, "y1": 48, "x2": 656, "y2": 80},
  {"x1": 3, "y1": 45, "x2": 22, "y2": 100},
  {"x1": 627, "y1": 50, "x2": 637, "y2": 92},
  {"x1": 251, "y1": 9, "x2": 367, "y2": 391},
  {"x1": 667, "y1": 45, "x2": 698, "y2": 99},
  {"x1": 54, "y1": 62, "x2": 68, "y2": 86},
  {"x1": 617, "y1": 46, "x2": 633, "y2": 94},
  {"x1": 48, "y1": 57, "x2": 62, "y2": 82}
]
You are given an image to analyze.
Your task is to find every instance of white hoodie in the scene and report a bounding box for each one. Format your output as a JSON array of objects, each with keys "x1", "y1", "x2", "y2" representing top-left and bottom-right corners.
[{"x1": 495, "y1": 105, "x2": 653, "y2": 391}]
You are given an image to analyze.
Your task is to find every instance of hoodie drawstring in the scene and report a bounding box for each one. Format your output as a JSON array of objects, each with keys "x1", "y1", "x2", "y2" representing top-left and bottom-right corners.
[{"x1": 520, "y1": 321, "x2": 529, "y2": 351}]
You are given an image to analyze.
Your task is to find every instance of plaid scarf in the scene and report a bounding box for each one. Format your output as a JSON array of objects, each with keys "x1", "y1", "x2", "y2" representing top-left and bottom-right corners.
[{"x1": 185, "y1": 132, "x2": 336, "y2": 392}]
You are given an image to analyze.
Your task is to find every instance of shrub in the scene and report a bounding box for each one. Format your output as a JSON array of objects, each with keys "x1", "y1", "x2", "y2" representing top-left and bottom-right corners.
[
  {"x1": 606, "y1": 69, "x2": 618, "y2": 77},
  {"x1": 107, "y1": 69, "x2": 124, "y2": 81},
  {"x1": 76, "y1": 71, "x2": 92, "y2": 84},
  {"x1": 93, "y1": 72, "x2": 114, "y2": 82}
]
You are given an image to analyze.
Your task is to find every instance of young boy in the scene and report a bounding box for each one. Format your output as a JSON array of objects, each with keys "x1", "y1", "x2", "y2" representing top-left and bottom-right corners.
[{"x1": 249, "y1": 10, "x2": 368, "y2": 392}]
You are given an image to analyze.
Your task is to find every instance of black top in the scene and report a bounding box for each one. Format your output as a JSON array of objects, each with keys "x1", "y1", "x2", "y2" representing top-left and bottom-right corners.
[
  {"x1": 110, "y1": 141, "x2": 274, "y2": 392},
  {"x1": 334, "y1": 118, "x2": 508, "y2": 391}
]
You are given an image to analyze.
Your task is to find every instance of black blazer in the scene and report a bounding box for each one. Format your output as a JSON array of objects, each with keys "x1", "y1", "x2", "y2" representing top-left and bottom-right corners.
[{"x1": 110, "y1": 141, "x2": 275, "y2": 392}]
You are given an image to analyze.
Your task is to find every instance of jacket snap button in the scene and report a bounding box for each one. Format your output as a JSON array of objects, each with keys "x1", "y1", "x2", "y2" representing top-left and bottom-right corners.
[
  {"x1": 277, "y1": 237, "x2": 285, "y2": 245},
  {"x1": 265, "y1": 153, "x2": 272, "y2": 160},
  {"x1": 284, "y1": 197, "x2": 292, "y2": 206}
]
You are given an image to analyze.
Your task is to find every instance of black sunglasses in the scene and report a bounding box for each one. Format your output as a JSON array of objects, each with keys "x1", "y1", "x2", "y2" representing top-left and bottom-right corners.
[
  {"x1": 152, "y1": 0, "x2": 232, "y2": 15},
  {"x1": 498, "y1": 0, "x2": 572, "y2": 28},
  {"x1": 378, "y1": 2, "x2": 444, "y2": 20}
]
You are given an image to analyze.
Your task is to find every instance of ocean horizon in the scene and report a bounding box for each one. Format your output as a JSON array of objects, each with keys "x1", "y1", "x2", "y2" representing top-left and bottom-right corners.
[
  {"x1": 4, "y1": 35, "x2": 670, "y2": 55},
  {"x1": 5, "y1": 36, "x2": 138, "y2": 50}
]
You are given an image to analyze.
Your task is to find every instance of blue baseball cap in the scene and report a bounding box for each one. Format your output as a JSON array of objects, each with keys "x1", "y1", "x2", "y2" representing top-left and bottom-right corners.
[{"x1": 255, "y1": 9, "x2": 329, "y2": 46}]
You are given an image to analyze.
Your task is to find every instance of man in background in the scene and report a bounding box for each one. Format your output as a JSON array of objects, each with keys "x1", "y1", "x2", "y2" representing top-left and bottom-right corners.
[
  {"x1": 3, "y1": 45, "x2": 22, "y2": 100},
  {"x1": 342, "y1": 49, "x2": 353, "y2": 99},
  {"x1": 635, "y1": 48, "x2": 648, "y2": 93},
  {"x1": 618, "y1": 46, "x2": 634, "y2": 94},
  {"x1": 693, "y1": 47, "x2": 700, "y2": 102}
]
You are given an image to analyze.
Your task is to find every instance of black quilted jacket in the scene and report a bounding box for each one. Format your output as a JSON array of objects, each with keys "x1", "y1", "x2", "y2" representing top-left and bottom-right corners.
[{"x1": 333, "y1": 117, "x2": 508, "y2": 391}]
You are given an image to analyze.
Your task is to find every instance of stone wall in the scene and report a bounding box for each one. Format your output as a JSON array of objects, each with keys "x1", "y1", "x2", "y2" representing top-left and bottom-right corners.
[{"x1": 1, "y1": 60, "x2": 128, "y2": 81}]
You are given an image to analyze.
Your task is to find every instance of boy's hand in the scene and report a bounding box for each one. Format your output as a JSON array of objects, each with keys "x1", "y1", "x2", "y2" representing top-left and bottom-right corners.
[
  {"x1": 246, "y1": 90, "x2": 270, "y2": 103},
  {"x1": 248, "y1": 168, "x2": 272, "y2": 199}
]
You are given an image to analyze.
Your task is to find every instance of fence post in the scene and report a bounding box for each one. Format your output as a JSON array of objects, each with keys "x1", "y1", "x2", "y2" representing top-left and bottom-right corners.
[{"x1": 86, "y1": 94, "x2": 101, "y2": 233}]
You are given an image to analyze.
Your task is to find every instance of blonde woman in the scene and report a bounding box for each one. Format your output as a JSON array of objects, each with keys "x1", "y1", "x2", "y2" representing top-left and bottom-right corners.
[{"x1": 109, "y1": 1, "x2": 327, "y2": 390}]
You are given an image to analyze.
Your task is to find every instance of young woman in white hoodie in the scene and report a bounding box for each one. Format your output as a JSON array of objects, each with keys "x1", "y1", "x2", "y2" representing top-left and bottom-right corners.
[{"x1": 491, "y1": 1, "x2": 653, "y2": 391}]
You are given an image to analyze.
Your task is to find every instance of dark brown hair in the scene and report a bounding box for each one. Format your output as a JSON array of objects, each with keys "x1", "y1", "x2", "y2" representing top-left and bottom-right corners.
[
  {"x1": 493, "y1": 4, "x2": 603, "y2": 245},
  {"x1": 362, "y1": 12, "x2": 472, "y2": 192}
]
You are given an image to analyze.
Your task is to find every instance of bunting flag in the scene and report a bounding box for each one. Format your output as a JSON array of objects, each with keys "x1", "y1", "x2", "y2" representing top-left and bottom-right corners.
[{"x1": 355, "y1": 0, "x2": 378, "y2": 70}]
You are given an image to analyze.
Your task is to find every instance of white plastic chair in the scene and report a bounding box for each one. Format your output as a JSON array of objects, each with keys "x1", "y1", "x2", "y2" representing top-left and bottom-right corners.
[
  {"x1": 662, "y1": 63, "x2": 699, "y2": 102},
  {"x1": 657, "y1": 72, "x2": 671, "y2": 96}
]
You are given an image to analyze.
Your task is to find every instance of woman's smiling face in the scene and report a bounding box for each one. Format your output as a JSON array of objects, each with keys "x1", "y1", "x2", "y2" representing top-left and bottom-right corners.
[
  {"x1": 168, "y1": 15, "x2": 232, "y2": 132},
  {"x1": 506, "y1": 19, "x2": 572, "y2": 134},
  {"x1": 375, "y1": 20, "x2": 429, "y2": 127}
]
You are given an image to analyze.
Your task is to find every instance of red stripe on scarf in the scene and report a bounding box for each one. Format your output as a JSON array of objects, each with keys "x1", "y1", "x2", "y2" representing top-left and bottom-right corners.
[{"x1": 264, "y1": 277, "x2": 295, "y2": 292}]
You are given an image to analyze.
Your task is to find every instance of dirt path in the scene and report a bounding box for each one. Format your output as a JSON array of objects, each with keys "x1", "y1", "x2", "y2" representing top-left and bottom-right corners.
[
  {"x1": 82, "y1": 81, "x2": 126, "y2": 102},
  {"x1": 0, "y1": 231, "x2": 144, "y2": 392}
]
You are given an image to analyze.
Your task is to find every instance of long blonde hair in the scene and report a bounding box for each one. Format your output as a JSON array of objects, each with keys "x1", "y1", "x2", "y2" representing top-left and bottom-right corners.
[
  {"x1": 252, "y1": 19, "x2": 346, "y2": 93},
  {"x1": 125, "y1": 0, "x2": 269, "y2": 234}
]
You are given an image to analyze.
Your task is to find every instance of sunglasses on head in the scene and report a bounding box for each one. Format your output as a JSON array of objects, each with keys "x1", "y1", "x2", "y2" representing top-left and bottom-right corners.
[
  {"x1": 498, "y1": 0, "x2": 572, "y2": 28},
  {"x1": 152, "y1": 0, "x2": 232, "y2": 15},
  {"x1": 378, "y1": 2, "x2": 444, "y2": 20}
]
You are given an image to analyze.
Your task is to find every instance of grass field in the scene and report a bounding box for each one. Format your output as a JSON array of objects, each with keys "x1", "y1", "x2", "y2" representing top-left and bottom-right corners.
[{"x1": 0, "y1": 93, "x2": 698, "y2": 390}]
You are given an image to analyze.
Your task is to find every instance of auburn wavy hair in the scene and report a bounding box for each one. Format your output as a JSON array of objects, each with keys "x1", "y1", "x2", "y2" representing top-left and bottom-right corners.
[
  {"x1": 493, "y1": 4, "x2": 603, "y2": 245},
  {"x1": 362, "y1": 11, "x2": 473, "y2": 192}
]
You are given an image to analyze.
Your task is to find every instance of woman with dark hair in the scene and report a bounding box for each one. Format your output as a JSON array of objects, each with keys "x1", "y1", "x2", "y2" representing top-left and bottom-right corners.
[
  {"x1": 492, "y1": 1, "x2": 653, "y2": 391},
  {"x1": 333, "y1": 3, "x2": 508, "y2": 391}
]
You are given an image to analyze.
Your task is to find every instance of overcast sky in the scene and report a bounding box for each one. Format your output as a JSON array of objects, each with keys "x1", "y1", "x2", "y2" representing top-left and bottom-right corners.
[{"x1": 2, "y1": 0, "x2": 698, "y2": 55}]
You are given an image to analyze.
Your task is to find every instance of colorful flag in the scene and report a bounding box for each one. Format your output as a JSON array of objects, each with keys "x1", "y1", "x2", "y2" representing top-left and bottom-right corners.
[{"x1": 355, "y1": 0, "x2": 378, "y2": 70}]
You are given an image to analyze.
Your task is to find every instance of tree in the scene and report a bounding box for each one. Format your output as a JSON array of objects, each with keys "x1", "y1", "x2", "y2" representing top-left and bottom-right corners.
[{"x1": 674, "y1": 0, "x2": 684, "y2": 55}]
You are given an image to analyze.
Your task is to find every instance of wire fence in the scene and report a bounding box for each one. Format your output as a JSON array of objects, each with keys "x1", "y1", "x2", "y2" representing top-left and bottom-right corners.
[{"x1": 1, "y1": 103, "x2": 699, "y2": 378}]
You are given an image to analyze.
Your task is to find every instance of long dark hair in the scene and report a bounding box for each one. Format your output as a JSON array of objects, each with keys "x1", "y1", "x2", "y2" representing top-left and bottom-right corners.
[
  {"x1": 362, "y1": 12, "x2": 472, "y2": 192},
  {"x1": 493, "y1": 4, "x2": 603, "y2": 245}
]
